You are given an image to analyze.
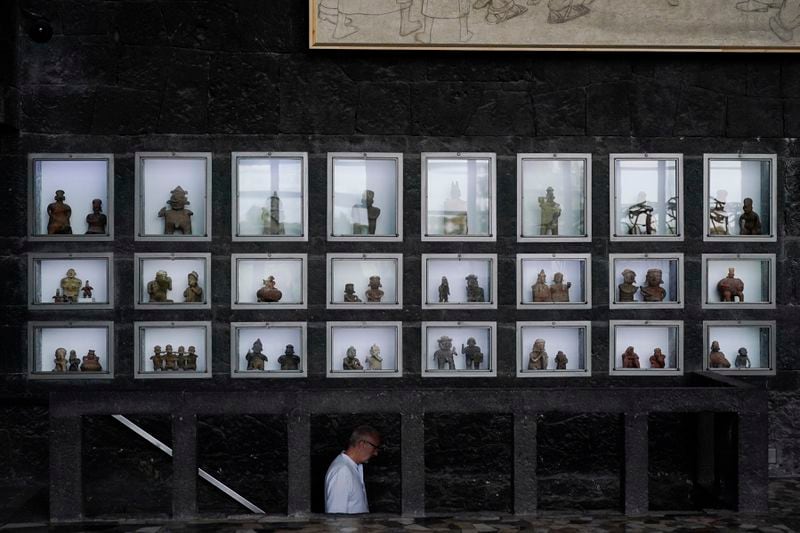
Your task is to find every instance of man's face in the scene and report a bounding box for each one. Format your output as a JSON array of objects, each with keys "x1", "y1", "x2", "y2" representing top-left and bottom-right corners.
[{"x1": 357, "y1": 435, "x2": 381, "y2": 463}]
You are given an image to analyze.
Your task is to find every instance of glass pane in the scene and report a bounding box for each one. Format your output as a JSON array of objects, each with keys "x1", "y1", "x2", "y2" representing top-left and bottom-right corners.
[
  {"x1": 330, "y1": 259, "x2": 399, "y2": 305},
  {"x1": 425, "y1": 326, "x2": 491, "y2": 371},
  {"x1": 331, "y1": 158, "x2": 398, "y2": 237},
  {"x1": 521, "y1": 159, "x2": 586, "y2": 237},
  {"x1": 614, "y1": 159, "x2": 678, "y2": 236},
  {"x1": 707, "y1": 326, "x2": 771, "y2": 369},
  {"x1": 35, "y1": 159, "x2": 109, "y2": 235},
  {"x1": 35, "y1": 326, "x2": 108, "y2": 374},
  {"x1": 614, "y1": 326, "x2": 678, "y2": 370},
  {"x1": 708, "y1": 159, "x2": 771, "y2": 237},
  {"x1": 237, "y1": 157, "x2": 304, "y2": 237},
  {"x1": 705, "y1": 259, "x2": 771, "y2": 304},
  {"x1": 519, "y1": 326, "x2": 586, "y2": 372},
  {"x1": 235, "y1": 327, "x2": 303, "y2": 373},
  {"x1": 520, "y1": 259, "x2": 586, "y2": 304},
  {"x1": 139, "y1": 326, "x2": 207, "y2": 373},
  {"x1": 425, "y1": 258, "x2": 492, "y2": 305},
  {"x1": 140, "y1": 158, "x2": 207, "y2": 237},
  {"x1": 613, "y1": 258, "x2": 679, "y2": 304},
  {"x1": 330, "y1": 326, "x2": 399, "y2": 373},
  {"x1": 426, "y1": 158, "x2": 491, "y2": 237}
]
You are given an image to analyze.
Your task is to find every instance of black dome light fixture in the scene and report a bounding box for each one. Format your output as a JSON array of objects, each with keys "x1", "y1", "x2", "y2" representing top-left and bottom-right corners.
[{"x1": 20, "y1": 7, "x2": 53, "y2": 43}]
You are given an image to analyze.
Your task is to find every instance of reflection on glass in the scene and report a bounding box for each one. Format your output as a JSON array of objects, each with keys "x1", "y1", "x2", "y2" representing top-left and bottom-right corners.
[
  {"x1": 237, "y1": 157, "x2": 304, "y2": 237},
  {"x1": 708, "y1": 159, "x2": 771, "y2": 237},
  {"x1": 521, "y1": 159, "x2": 586, "y2": 237},
  {"x1": 426, "y1": 158, "x2": 490, "y2": 237},
  {"x1": 615, "y1": 159, "x2": 678, "y2": 236},
  {"x1": 331, "y1": 158, "x2": 398, "y2": 237}
]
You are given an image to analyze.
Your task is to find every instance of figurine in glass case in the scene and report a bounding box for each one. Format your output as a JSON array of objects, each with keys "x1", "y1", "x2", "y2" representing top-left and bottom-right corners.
[
  {"x1": 246, "y1": 338, "x2": 268, "y2": 370},
  {"x1": 465, "y1": 274, "x2": 485, "y2": 302},
  {"x1": 52, "y1": 289, "x2": 66, "y2": 304},
  {"x1": 443, "y1": 181, "x2": 468, "y2": 235},
  {"x1": 343, "y1": 346, "x2": 364, "y2": 370},
  {"x1": 262, "y1": 191, "x2": 285, "y2": 235},
  {"x1": 528, "y1": 338, "x2": 548, "y2": 370},
  {"x1": 343, "y1": 283, "x2": 362, "y2": 302},
  {"x1": 279, "y1": 344, "x2": 300, "y2": 370},
  {"x1": 717, "y1": 267, "x2": 744, "y2": 302},
  {"x1": 709, "y1": 341, "x2": 731, "y2": 368},
  {"x1": 367, "y1": 344, "x2": 383, "y2": 370},
  {"x1": 365, "y1": 275, "x2": 384, "y2": 302},
  {"x1": 163, "y1": 345, "x2": 179, "y2": 370},
  {"x1": 739, "y1": 197, "x2": 762, "y2": 235},
  {"x1": 709, "y1": 196, "x2": 730, "y2": 235},
  {"x1": 60, "y1": 268, "x2": 82, "y2": 303},
  {"x1": 649, "y1": 347, "x2": 666, "y2": 368},
  {"x1": 461, "y1": 337, "x2": 483, "y2": 370},
  {"x1": 621, "y1": 346, "x2": 640, "y2": 368},
  {"x1": 555, "y1": 350, "x2": 568, "y2": 370},
  {"x1": 81, "y1": 280, "x2": 94, "y2": 300},
  {"x1": 53, "y1": 347, "x2": 68, "y2": 372},
  {"x1": 47, "y1": 189, "x2": 73, "y2": 234},
  {"x1": 352, "y1": 190, "x2": 381, "y2": 235},
  {"x1": 434, "y1": 335, "x2": 457, "y2": 370},
  {"x1": 549, "y1": 272, "x2": 571, "y2": 302},
  {"x1": 538, "y1": 187, "x2": 561, "y2": 236},
  {"x1": 626, "y1": 198, "x2": 653, "y2": 235},
  {"x1": 177, "y1": 346, "x2": 189, "y2": 370},
  {"x1": 257, "y1": 275, "x2": 283, "y2": 302},
  {"x1": 158, "y1": 186, "x2": 193, "y2": 235},
  {"x1": 151, "y1": 345, "x2": 164, "y2": 371},
  {"x1": 147, "y1": 270, "x2": 173, "y2": 302},
  {"x1": 735, "y1": 347, "x2": 752, "y2": 369},
  {"x1": 185, "y1": 346, "x2": 198, "y2": 371},
  {"x1": 68, "y1": 350, "x2": 80, "y2": 372},
  {"x1": 640, "y1": 268, "x2": 666, "y2": 302},
  {"x1": 438, "y1": 276, "x2": 450, "y2": 302},
  {"x1": 532, "y1": 269, "x2": 550, "y2": 302},
  {"x1": 80, "y1": 349, "x2": 102, "y2": 372},
  {"x1": 85, "y1": 198, "x2": 107, "y2": 235},
  {"x1": 183, "y1": 271, "x2": 203, "y2": 303},
  {"x1": 618, "y1": 269, "x2": 638, "y2": 302}
]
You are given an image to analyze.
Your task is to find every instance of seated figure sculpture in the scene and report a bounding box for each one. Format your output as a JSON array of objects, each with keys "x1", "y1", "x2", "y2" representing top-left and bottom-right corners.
[
  {"x1": 717, "y1": 267, "x2": 744, "y2": 302},
  {"x1": 60, "y1": 268, "x2": 82, "y2": 303},
  {"x1": 158, "y1": 186, "x2": 193, "y2": 235},
  {"x1": 343, "y1": 346, "x2": 363, "y2": 370},
  {"x1": 621, "y1": 346, "x2": 640, "y2": 368},
  {"x1": 53, "y1": 347, "x2": 68, "y2": 372},
  {"x1": 183, "y1": 271, "x2": 203, "y2": 303},
  {"x1": 735, "y1": 347, "x2": 752, "y2": 369},
  {"x1": 649, "y1": 348, "x2": 666, "y2": 368},
  {"x1": 739, "y1": 197, "x2": 762, "y2": 235},
  {"x1": 528, "y1": 338, "x2": 548, "y2": 370},
  {"x1": 147, "y1": 270, "x2": 173, "y2": 302},
  {"x1": 709, "y1": 340, "x2": 731, "y2": 368},
  {"x1": 278, "y1": 344, "x2": 300, "y2": 370},
  {"x1": 554, "y1": 350, "x2": 568, "y2": 370}
]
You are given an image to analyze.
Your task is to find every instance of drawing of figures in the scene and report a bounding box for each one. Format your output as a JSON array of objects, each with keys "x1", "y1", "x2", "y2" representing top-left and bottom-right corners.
[
  {"x1": 736, "y1": 0, "x2": 782, "y2": 12},
  {"x1": 415, "y1": 0, "x2": 473, "y2": 43},
  {"x1": 473, "y1": 0, "x2": 527, "y2": 24},
  {"x1": 321, "y1": 0, "x2": 422, "y2": 39},
  {"x1": 527, "y1": 0, "x2": 593, "y2": 23},
  {"x1": 770, "y1": 1, "x2": 800, "y2": 40}
]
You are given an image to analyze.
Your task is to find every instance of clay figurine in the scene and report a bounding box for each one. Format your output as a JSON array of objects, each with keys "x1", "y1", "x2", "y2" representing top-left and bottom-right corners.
[
  {"x1": 438, "y1": 276, "x2": 450, "y2": 302},
  {"x1": 618, "y1": 269, "x2": 638, "y2": 302},
  {"x1": 176, "y1": 346, "x2": 188, "y2": 370},
  {"x1": 245, "y1": 338, "x2": 268, "y2": 370},
  {"x1": 549, "y1": 272, "x2": 571, "y2": 302},
  {"x1": 709, "y1": 341, "x2": 731, "y2": 368},
  {"x1": 351, "y1": 189, "x2": 381, "y2": 235},
  {"x1": 528, "y1": 338, "x2": 548, "y2": 370},
  {"x1": 367, "y1": 344, "x2": 383, "y2": 370},
  {"x1": 184, "y1": 346, "x2": 198, "y2": 371},
  {"x1": 640, "y1": 268, "x2": 666, "y2": 302},
  {"x1": 163, "y1": 345, "x2": 178, "y2": 370},
  {"x1": 262, "y1": 191, "x2": 285, "y2": 235},
  {"x1": 46, "y1": 189, "x2": 72, "y2": 234},
  {"x1": 709, "y1": 197, "x2": 729, "y2": 235},
  {"x1": 183, "y1": 271, "x2": 203, "y2": 303},
  {"x1": 278, "y1": 344, "x2": 300, "y2": 370},
  {"x1": 151, "y1": 345, "x2": 164, "y2": 371},
  {"x1": 68, "y1": 350, "x2": 80, "y2": 372},
  {"x1": 80, "y1": 349, "x2": 102, "y2": 372},
  {"x1": 735, "y1": 347, "x2": 752, "y2": 369},
  {"x1": 343, "y1": 283, "x2": 362, "y2": 302},
  {"x1": 52, "y1": 289, "x2": 66, "y2": 304},
  {"x1": 53, "y1": 347, "x2": 68, "y2": 372},
  {"x1": 433, "y1": 335, "x2": 457, "y2": 370},
  {"x1": 158, "y1": 186, "x2": 193, "y2": 235},
  {"x1": 717, "y1": 267, "x2": 744, "y2": 302},
  {"x1": 621, "y1": 346, "x2": 640, "y2": 368},
  {"x1": 257, "y1": 275, "x2": 282, "y2": 302},
  {"x1": 461, "y1": 337, "x2": 483, "y2": 370},
  {"x1": 365, "y1": 275, "x2": 384, "y2": 302},
  {"x1": 343, "y1": 346, "x2": 363, "y2": 370},
  {"x1": 538, "y1": 186, "x2": 561, "y2": 235},
  {"x1": 442, "y1": 181, "x2": 468, "y2": 235},
  {"x1": 465, "y1": 274, "x2": 485, "y2": 303},
  {"x1": 627, "y1": 200, "x2": 654, "y2": 235},
  {"x1": 147, "y1": 270, "x2": 173, "y2": 302},
  {"x1": 60, "y1": 268, "x2": 82, "y2": 303},
  {"x1": 532, "y1": 269, "x2": 551, "y2": 302},
  {"x1": 739, "y1": 197, "x2": 762, "y2": 235},
  {"x1": 649, "y1": 348, "x2": 666, "y2": 369},
  {"x1": 81, "y1": 280, "x2": 94, "y2": 300},
  {"x1": 85, "y1": 198, "x2": 107, "y2": 235},
  {"x1": 555, "y1": 350, "x2": 568, "y2": 370}
]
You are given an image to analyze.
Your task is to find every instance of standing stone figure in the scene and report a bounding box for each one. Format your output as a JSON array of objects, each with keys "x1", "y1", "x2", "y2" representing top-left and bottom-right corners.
[
  {"x1": 262, "y1": 191, "x2": 285, "y2": 235},
  {"x1": 717, "y1": 267, "x2": 744, "y2": 302},
  {"x1": 60, "y1": 268, "x2": 82, "y2": 303},
  {"x1": 549, "y1": 272, "x2": 571, "y2": 302},
  {"x1": 257, "y1": 275, "x2": 283, "y2": 302},
  {"x1": 352, "y1": 190, "x2": 381, "y2": 235},
  {"x1": 621, "y1": 346, "x2": 640, "y2": 369},
  {"x1": 538, "y1": 186, "x2": 561, "y2": 235},
  {"x1": 158, "y1": 186, "x2": 193, "y2": 235},
  {"x1": 367, "y1": 344, "x2": 383, "y2": 370},
  {"x1": 53, "y1": 347, "x2": 68, "y2": 372},
  {"x1": 365, "y1": 275, "x2": 384, "y2": 302},
  {"x1": 433, "y1": 335, "x2": 457, "y2": 370},
  {"x1": 176, "y1": 346, "x2": 189, "y2": 370},
  {"x1": 184, "y1": 346, "x2": 198, "y2": 371},
  {"x1": 461, "y1": 337, "x2": 483, "y2": 370},
  {"x1": 85, "y1": 198, "x2": 107, "y2": 234},
  {"x1": 147, "y1": 270, "x2": 173, "y2": 302},
  {"x1": 438, "y1": 276, "x2": 450, "y2": 302},
  {"x1": 343, "y1": 283, "x2": 362, "y2": 302},
  {"x1": 640, "y1": 268, "x2": 666, "y2": 302},
  {"x1": 47, "y1": 189, "x2": 72, "y2": 234},
  {"x1": 163, "y1": 345, "x2": 178, "y2": 370},
  {"x1": 739, "y1": 197, "x2": 762, "y2": 235},
  {"x1": 709, "y1": 341, "x2": 731, "y2": 368},
  {"x1": 649, "y1": 348, "x2": 666, "y2": 368},
  {"x1": 465, "y1": 274, "x2": 485, "y2": 302},
  {"x1": 528, "y1": 338, "x2": 548, "y2": 370},
  {"x1": 81, "y1": 280, "x2": 94, "y2": 300},
  {"x1": 245, "y1": 338, "x2": 268, "y2": 370},
  {"x1": 735, "y1": 347, "x2": 752, "y2": 369},
  {"x1": 183, "y1": 271, "x2": 203, "y2": 303},
  {"x1": 618, "y1": 269, "x2": 638, "y2": 302},
  {"x1": 278, "y1": 344, "x2": 300, "y2": 370},
  {"x1": 343, "y1": 346, "x2": 363, "y2": 370},
  {"x1": 68, "y1": 350, "x2": 80, "y2": 372},
  {"x1": 151, "y1": 345, "x2": 164, "y2": 371},
  {"x1": 555, "y1": 350, "x2": 568, "y2": 370},
  {"x1": 532, "y1": 269, "x2": 551, "y2": 302}
]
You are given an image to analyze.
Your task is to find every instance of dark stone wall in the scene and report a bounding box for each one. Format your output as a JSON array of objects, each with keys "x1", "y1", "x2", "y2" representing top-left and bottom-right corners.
[{"x1": 0, "y1": 0, "x2": 799, "y2": 516}]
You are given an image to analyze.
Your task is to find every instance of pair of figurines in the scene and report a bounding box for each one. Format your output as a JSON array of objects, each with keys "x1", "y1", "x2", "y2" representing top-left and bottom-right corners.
[
  {"x1": 52, "y1": 268, "x2": 94, "y2": 303},
  {"x1": 532, "y1": 270, "x2": 571, "y2": 303},
  {"x1": 244, "y1": 339, "x2": 300, "y2": 371},
  {"x1": 620, "y1": 346, "x2": 668, "y2": 369},
  {"x1": 343, "y1": 276, "x2": 384, "y2": 303},
  {"x1": 708, "y1": 341, "x2": 752, "y2": 369},
  {"x1": 342, "y1": 345, "x2": 383, "y2": 371},
  {"x1": 432, "y1": 336, "x2": 484, "y2": 370},
  {"x1": 437, "y1": 275, "x2": 485, "y2": 303},
  {"x1": 46, "y1": 190, "x2": 107, "y2": 235},
  {"x1": 150, "y1": 345, "x2": 198, "y2": 371},
  {"x1": 147, "y1": 270, "x2": 203, "y2": 303},
  {"x1": 53, "y1": 347, "x2": 102, "y2": 372},
  {"x1": 618, "y1": 268, "x2": 666, "y2": 302},
  {"x1": 527, "y1": 338, "x2": 568, "y2": 370}
]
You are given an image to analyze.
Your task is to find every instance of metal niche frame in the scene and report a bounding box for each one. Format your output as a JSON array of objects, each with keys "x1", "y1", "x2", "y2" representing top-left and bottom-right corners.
[
  {"x1": 28, "y1": 252, "x2": 115, "y2": 310},
  {"x1": 421, "y1": 321, "x2": 497, "y2": 378},
  {"x1": 421, "y1": 253, "x2": 498, "y2": 310},
  {"x1": 133, "y1": 321, "x2": 213, "y2": 379},
  {"x1": 134, "y1": 252, "x2": 212, "y2": 310},
  {"x1": 230, "y1": 322, "x2": 308, "y2": 379},
  {"x1": 28, "y1": 153, "x2": 115, "y2": 241},
  {"x1": 609, "y1": 320, "x2": 684, "y2": 377},
  {"x1": 326, "y1": 321, "x2": 404, "y2": 378},
  {"x1": 231, "y1": 253, "x2": 308, "y2": 310},
  {"x1": 27, "y1": 321, "x2": 115, "y2": 380},
  {"x1": 702, "y1": 320, "x2": 776, "y2": 376},
  {"x1": 516, "y1": 153, "x2": 592, "y2": 243},
  {"x1": 516, "y1": 253, "x2": 592, "y2": 310},
  {"x1": 516, "y1": 321, "x2": 592, "y2": 378},
  {"x1": 231, "y1": 151, "x2": 309, "y2": 242},
  {"x1": 326, "y1": 253, "x2": 404, "y2": 310},
  {"x1": 701, "y1": 253, "x2": 776, "y2": 310},
  {"x1": 134, "y1": 152, "x2": 213, "y2": 242},
  {"x1": 608, "y1": 253, "x2": 685, "y2": 310}
]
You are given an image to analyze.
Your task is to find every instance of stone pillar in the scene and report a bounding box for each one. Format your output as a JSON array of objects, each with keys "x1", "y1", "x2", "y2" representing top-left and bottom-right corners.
[
  {"x1": 287, "y1": 412, "x2": 311, "y2": 516},
  {"x1": 624, "y1": 413, "x2": 648, "y2": 516},
  {"x1": 172, "y1": 413, "x2": 197, "y2": 519},
  {"x1": 402, "y1": 412, "x2": 425, "y2": 516},
  {"x1": 50, "y1": 414, "x2": 82, "y2": 522},
  {"x1": 514, "y1": 413, "x2": 537, "y2": 515}
]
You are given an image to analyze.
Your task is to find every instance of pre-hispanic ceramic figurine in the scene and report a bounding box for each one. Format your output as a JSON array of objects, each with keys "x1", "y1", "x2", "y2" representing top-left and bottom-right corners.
[
  {"x1": 80, "y1": 349, "x2": 102, "y2": 372},
  {"x1": 147, "y1": 270, "x2": 173, "y2": 302},
  {"x1": 68, "y1": 350, "x2": 80, "y2": 371},
  {"x1": 461, "y1": 337, "x2": 483, "y2": 370},
  {"x1": 709, "y1": 197, "x2": 729, "y2": 235},
  {"x1": 538, "y1": 187, "x2": 561, "y2": 235},
  {"x1": 262, "y1": 191, "x2": 285, "y2": 235},
  {"x1": 47, "y1": 190, "x2": 72, "y2": 234},
  {"x1": 549, "y1": 272, "x2": 571, "y2": 302},
  {"x1": 555, "y1": 350, "x2": 568, "y2": 370},
  {"x1": 365, "y1": 275, "x2": 384, "y2": 302},
  {"x1": 176, "y1": 346, "x2": 189, "y2": 370},
  {"x1": 532, "y1": 269, "x2": 551, "y2": 302},
  {"x1": 184, "y1": 346, "x2": 198, "y2": 371},
  {"x1": 739, "y1": 197, "x2": 762, "y2": 235},
  {"x1": 528, "y1": 338, "x2": 548, "y2": 370},
  {"x1": 433, "y1": 335, "x2": 457, "y2": 370},
  {"x1": 257, "y1": 275, "x2": 283, "y2": 302},
  {"x1": 163, "y1": 345, "x2": 178, "y2": 370},
  {"x1": 53, "y1": 347, "x2": 68, "y2": 372},
  {"x1": 279, "y1": 344, "x2": 300, "y2": 370},
  {"x1": 438, "y1": 276, "x2": 450, "y2": 302},
  {"x1": 52, "y1": 289, "x2": 66, "y2": 304},
  {"x1": 735, "y1": 347, "x2": 752, "y2": 369},
  {"x1": 60, "y1": 268, "x2": 82, "y2": 303},
  {"x1": 183, "y1": 271, "x2": 203, "y2": 303},
  {"x1": 640, "y1": 268, "x2": 666, "y2": 302},
  {"x1": 717, "y1": 267, "x2": 744, "y2": 302},
  {"x1": 343, "y1": 346, "x2": 363, "y2": 370},
  {"x1": 621, "y1": 346, "x2": 640, "y2": 368},
  {"x1": 367, "y1": 344, "x2": 383, "y2": 370},
  {"x1": 618, "y1": 269, "x2": 638, "y2": 302},
  {"x1": 151, "y1": 345, "x2": 164, "y2": 371},
  {"x1": 343, "y1": 283, "x2": 362, "y2": 302},
  {"x1": 85, "y1": 198, "x2": 107, "y2": 234},
  {"x1": 158, "y1": 186, "x2": 193, "y2": 235},
  {"x1": 352, "y1": 190, "x2": 381, "y2": 235},
  {"x1": 81, "y1": 280, "x2": 94, "y2": 300},
  {"x1": 465, "y1": 274, "x2": 485, "y2": 303},
  {"x1": 649, "y1": 347, "x2": 666, "y2": 368},
  {"x1": 246, "y1": 338, "x2": 268, "y2": 370},
  {"x1": 709, "y1": 341, "x2": 731, "y2": 368}
]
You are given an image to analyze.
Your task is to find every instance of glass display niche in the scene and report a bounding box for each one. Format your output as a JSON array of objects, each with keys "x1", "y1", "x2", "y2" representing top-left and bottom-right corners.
[
  {"x1": 232, "y1": 152, "x2": 308, "y2": 241},
  {"x1": 231, "y1": 322, "x2": 307, "y2": 378},
  {"x1": 327, "y1": 322, "x2": 402, "y2": 378},
  {"x1": 704, "y1": 154, "x2": 776, "y2": 241},
  {"x1": 327, "y1": 254, "x2": 402, "y2": 309},
  {"x1": 232, "y1": 254, "x2": 307, "y2": 309},
  {"x1": 703, "y1": 321, "x2": 775, "y2": 375},
  {"x1": 517, "y1": 253, "x2": 591, "y2": 309},
  {"x1": 422, "y1": 153, "x2": 496, "y2": 241},
  {"x1": 609, "y1": 253, "x2": 684, "y2": 309},
  {"x1": 134, "y1": 321, "x2": 212, "y2": 379},
  {"x1": 517, "y1": 153, "x2": 591, "y2": 242},
  {"x1": 28, "y1": 253, "x2": 114, "y2": 309},
  {"x1": 327, "y1": 153, "x2": 402, "y2": 241},
  {"x1": 421, "y1": 254, "x2": 497, "y2": 309},
  {"x1": 609, "y1": 321, "x2": 683, "y2": 376},
  {"x1": 135, "y1": 253, "x2": 211, "y2": 309},
  {"x1": 610, "y1": 154, "x2": 683, "y2": 241},
  {"x1": 28, "y1": 321, "x2": 113, "y2": 379},
  {"x1": 516, "y1": 321, "x2": 591, "y2": 377},
  {"x1": 28, "y1": 154, "x2": 114, "y2": 240},
  {"x1": 702, "y1": 254, "x2": 775, "y2": 309},
  {"x1": 421, "y1": 322, "x2": 497, "y2": 377}
]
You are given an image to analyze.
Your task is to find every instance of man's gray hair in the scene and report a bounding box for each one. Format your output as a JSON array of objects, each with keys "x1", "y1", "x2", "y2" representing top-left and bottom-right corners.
[{"x1": 348, "y1": 425, "x2": 380, "y2": 448}]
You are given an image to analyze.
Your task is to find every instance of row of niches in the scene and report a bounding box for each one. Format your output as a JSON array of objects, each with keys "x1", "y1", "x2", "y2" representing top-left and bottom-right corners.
[
  {"x1": 29, "y1": 253, "x2": 777, "y2": 310},
  {"x1": 28, "y1": 152, "x2": 778, "y2": 242},
  {"x1": 27, "y1": 320, "x2": 776, "y2": 380}
]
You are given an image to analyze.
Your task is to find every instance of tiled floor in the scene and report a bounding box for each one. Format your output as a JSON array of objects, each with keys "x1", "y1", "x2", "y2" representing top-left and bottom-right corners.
[{"x1": 1, "y1": 479, "x2": 799, "y2": 532}]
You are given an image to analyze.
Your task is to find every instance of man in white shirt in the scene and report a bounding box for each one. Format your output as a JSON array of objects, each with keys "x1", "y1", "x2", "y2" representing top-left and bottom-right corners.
[{"x1": 324, "y1": 425, "x2": 382, "y2": 514}]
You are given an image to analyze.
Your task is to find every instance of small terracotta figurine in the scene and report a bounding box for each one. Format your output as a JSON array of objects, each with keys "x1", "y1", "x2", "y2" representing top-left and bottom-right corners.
[
  {"x1": 433, "y1": 335, "x2": 457, "y2": 370},
  {"x1": 627, "y1": 200, "x2": 654, "y2": 235},
  {"x1": 278, "y1": 344, "x2": 300, "y2": 370},
  {"x1": 538, "y1": 187, "x2": 561, "y2": 235},
  {"x1": 81, "y1": 280, "x2": 94, "y2": 300},
  {"x1": 735, "y1": 347, "x2": 752, "y2": 369},
  {"x1": 68, "y1": 350, "x2": 80, "y2": 372},
  {"x1": 465, "y1": 274, "x2": 485, "y2": 303},
  {"x1": 649, "y1": 347, "x2": 666, "y2": 368},
  {"x1": 151, "y1": 345, "x2": 164, "y2": 371},
  {"x1": 555, "y1": 350, "x2": 568, "y2": 370},
  {"x1": 739, "y1": 197, "x2": 762, "y2": 235},
  {"x1": 47, "y1": 189, "x2": 72, "y2": 234},
  {"x1": 183, "y1": 271, "x2": 203, "y2": 303},
  {"x1": 621, "y1": 346, "x2": 640, "y2": 368},
  {"x1": 52, "y1": 289, "x2": 66, "y2": 304},
  {"x1": 257, "y1": 275, "x2": 282, "y2": 302},
  {"x1": 53, "y1": 347, "x2": 68, "y2": 372},
  {"x1": 549, "y1": 272, "x2": 571, "y2": 302},
  {"x1": 60, "y1": 268, "x2": 82, "y2": 303},
  {"x1": 343, "y1": 283, "x2": 362, "y2": 302},
  {"x1": 365, "y1": 275, "x2": 384, "y2": 302},
  {"x1": 352, "y1": 189, "x2": 381, "y2": 235},
  {"x1": 717, "y1": 267, "x2": 744, "y2": 302},
  {"x1": 158, "y1": 186, "x2": 193, "y2": 235},
  {"x1": 367, "y1": 344, "x2": 383, "y2": 370},
  {"x1": 438, "y1": 276, "x2": 450, "y2": 302},
  {"x1": 343, "y1": 346, "x2": 363, "y2": 370},
  {"x1": 461, "y1": 337, "x2": 483, "y2": 370},
  {"x1": 80, "y1": 349, "x2": 102, "y2": 372},
  {"x1": 618, "y1": 269, "x2": 638, "y2": 302},
  {"x1": 709, "y1": 340, "x2": 731, "y2": 368},
  {"x1": 184, "y1": 346, "x2": 198, "y2": 371},
  {"x1": 163, "y1": 345, "x2": 178, "y2": 370},
  {"x1": 262, "y1": 191, "x2": 285, "y2": 235},
  {"x1": 245, "y1": 338, "x2": 268, "y2": 370},
  {"x1": 640, "y1": 268, "x2": 666, "y2": 302},
  {"x1": 176, "y1": 346, "x2": 188, "y2": 370},
  {"x1": 532, "y1": 269, "x2": 551, "y2": 302},
  {"x1": 709, "y1": 197, "x2": 729, "y2": 235},
  {"x1": 528, "y1": 339, "x2": 548, "y2": 370},
  {"x1": 147, "y1": 270, "x2": 173, "y2": 302},
  {"x1": 443, "y1": 181, "x2": 468, "y2": 235},
  {"x1": 85, "y1": 198, "x2": 107, "y2": 234}
]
